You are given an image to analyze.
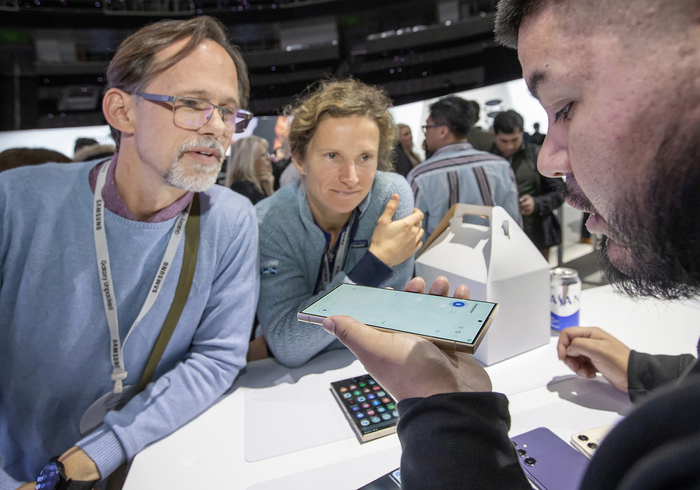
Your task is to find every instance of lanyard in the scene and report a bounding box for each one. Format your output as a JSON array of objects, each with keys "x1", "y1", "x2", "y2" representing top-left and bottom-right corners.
[
  {"x1": 94, "y1": 160, "x2": 191, "y2": 394},
  {"x1": 320, "y1": 211, "x2": 356, "y2": 288}
]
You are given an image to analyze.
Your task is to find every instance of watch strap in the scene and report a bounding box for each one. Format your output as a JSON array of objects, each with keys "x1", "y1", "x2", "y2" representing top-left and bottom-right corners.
[
  {"x1": 47, "y1": 457, "x2": 97, "y2": 490},
  {"x1": 59, "y1": 478, "x2": 97, "y2": 490}
]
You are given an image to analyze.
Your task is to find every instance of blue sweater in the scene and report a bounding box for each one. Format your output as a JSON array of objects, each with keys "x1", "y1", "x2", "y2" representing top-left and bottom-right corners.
[
  {"x1": 255, "y1": 171, "x2": 415, "y2": 368},
  {"x1": 0, "y1": 161, "x2": 259, "y2": 488}
]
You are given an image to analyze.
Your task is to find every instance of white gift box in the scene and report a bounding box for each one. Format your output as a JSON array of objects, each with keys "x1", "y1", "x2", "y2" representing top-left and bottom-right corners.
[{"x1": 416, "y1": 204, "x2": 551, "y2": 365}]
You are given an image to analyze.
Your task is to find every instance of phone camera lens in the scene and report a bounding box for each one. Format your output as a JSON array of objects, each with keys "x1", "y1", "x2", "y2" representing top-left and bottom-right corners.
[
  {"x1": 517, "y1": 449, "x2": 527, "y2": 457},
  {"x1": 588, "y1": 442, "x2": 598, "y2": 450},
  {"x1": 578, "y1": 434, "x2": 589, "y2": 441},
  {"x1": 524, "y1": 457, "x2": 537, "y2": 466}
]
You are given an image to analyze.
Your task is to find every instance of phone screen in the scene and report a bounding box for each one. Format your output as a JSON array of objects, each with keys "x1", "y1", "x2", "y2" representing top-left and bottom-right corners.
[{"x1": 299, "y1": 284, "x2": 497, "y2": 346}]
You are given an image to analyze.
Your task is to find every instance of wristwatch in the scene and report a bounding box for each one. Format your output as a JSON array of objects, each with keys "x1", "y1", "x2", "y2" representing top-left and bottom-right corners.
[{"x1": 36, "y1": 458, "x2": 97, "y2": 490}]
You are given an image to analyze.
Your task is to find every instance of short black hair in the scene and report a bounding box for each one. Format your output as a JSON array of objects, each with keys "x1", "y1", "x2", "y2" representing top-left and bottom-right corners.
[
  {"x1": 467, "y1": 100, "x2": 481, "y2": 124},
  {"x1": 495, "y1": 0, "x2": 693, "y2": 49},
  {"x1": 429, "y1": 96, "x2": 477, "y2": 139},
  {"x1": 493, "y1": 110, "x2": 524, "y2": 134},
  {"x1": 495, "y1": 0, "x2": 548, "y2": 49},
  {"x1": 74, "y1": 138, "x2": 99, "y2": 153}
]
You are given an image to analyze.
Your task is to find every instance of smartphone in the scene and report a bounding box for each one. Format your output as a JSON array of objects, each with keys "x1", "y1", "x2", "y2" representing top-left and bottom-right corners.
[
  {"x1": 298, "y1": 284, "x2": 499, "y2": 354},
  {"x1": 330, "y1": 374, "x2": 399, "y2": 444},
  {"x1": 358, "y1": 468, "x2": 401, "y2": 489},
  {"x1": 570, "y1": 423, "x2": 614, "y2": 459},
  {"x1": 510, "y1": 428, "x2": 589, "y2": 490}
]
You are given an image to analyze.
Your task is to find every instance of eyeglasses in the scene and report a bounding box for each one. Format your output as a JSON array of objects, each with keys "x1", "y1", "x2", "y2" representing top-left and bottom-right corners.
[
  {"x1": 134, "y1": 92, "x2": 254, "y2": 134},
  {"x1": 422, "y1": 124, "x2": 445, "y2": 133}
]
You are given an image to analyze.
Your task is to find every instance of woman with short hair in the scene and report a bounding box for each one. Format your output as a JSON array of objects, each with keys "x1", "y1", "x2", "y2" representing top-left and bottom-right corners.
[{"x1": 254, "y1": 79, "x2": 424, "y2": 367}]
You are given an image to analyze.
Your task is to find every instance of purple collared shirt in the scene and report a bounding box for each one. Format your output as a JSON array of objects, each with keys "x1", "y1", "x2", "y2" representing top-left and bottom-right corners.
[{"x1": 88, "y1": 154, "x2": 194, "y2": 222}]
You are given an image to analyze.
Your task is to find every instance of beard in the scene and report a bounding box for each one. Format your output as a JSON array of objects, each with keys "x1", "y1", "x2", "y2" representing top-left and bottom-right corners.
[
  {"x1": 164, "y1": 138, "x2": 225, "y2": 192},
  {"x1": 589, "y1": 122, "x2": 700, "y2": 301}
]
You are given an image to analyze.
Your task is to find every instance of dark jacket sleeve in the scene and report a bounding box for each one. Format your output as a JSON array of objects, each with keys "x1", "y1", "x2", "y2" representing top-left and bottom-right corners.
[
  {"x1": 397, "y1": 393, "x2": 531, "y2": 490},
  {"x1": 582, "y1": 359, "x2": 700, "y2": 490},
  {"x1": 627, "y1": 350, "x2": 697, "y2": 402},
  {"x1": 524, "y1": 144, "x2": 565, "y2": 216}
]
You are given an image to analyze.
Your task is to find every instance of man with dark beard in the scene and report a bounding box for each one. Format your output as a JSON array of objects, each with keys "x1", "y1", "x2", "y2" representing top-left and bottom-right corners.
[
  {"x1": 320, "y1": 0, "x2": 700, "y2": 488},
  {"x1": 0, "y1": 17, "x2": 259, "y2": 489}
]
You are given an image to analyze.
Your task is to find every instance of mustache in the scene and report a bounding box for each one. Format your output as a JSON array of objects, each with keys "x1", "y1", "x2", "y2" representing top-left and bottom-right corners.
[
  {"x1": 564, "y1": 174, "x2": 599, "y2": 214},
  {"x1": 177, "y1": 138, "x2": 225, "y2": 163}
]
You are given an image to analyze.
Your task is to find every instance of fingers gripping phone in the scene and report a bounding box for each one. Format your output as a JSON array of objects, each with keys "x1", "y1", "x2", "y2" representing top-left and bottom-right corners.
[{"x1": 297, "y1": 284, "x2": 499, "y2": 354}]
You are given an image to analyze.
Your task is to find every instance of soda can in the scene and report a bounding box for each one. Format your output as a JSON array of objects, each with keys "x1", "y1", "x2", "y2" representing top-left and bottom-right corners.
[{"x1": 550, "y1": 268, "x2": 582, "y2": 331}]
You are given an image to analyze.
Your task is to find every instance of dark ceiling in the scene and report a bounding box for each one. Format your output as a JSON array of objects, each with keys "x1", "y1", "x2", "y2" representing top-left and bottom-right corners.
[{"x1": 0, "y1": 0, "x2": 521, "y2": 132}]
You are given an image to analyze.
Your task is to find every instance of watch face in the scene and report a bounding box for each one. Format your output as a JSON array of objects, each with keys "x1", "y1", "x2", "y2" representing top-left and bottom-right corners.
[{"x1": 36, "y1": 461, "x2": 60, "y2": 490}]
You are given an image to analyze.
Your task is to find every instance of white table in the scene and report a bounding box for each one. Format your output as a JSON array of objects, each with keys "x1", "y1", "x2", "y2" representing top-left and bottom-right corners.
[{"x1": 123, "y1": 286, "x2": 700, "y2": 489}]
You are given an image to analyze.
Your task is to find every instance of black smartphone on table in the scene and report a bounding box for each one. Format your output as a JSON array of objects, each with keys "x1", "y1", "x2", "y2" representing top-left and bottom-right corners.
[{"x1": 330, "y1": 374, "x2": 399, "y2": 444}]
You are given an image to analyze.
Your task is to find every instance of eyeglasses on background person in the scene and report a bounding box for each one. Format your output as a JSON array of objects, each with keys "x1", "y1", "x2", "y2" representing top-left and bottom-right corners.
[
  {"x1": 134, "y1": 92, "x2": 253, "y2": 134},
  {"x1": 422, "y1": 124, "x2": 445, "y2": 133}
]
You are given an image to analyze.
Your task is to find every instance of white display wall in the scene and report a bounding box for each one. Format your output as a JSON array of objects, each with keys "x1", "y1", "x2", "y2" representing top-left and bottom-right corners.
[{"x1": 0, "y1": 78, "x2": 547, "y2": 160}]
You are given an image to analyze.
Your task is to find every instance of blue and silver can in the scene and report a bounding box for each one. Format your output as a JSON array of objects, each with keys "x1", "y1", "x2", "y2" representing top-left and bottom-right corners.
[{"x1": 550, "y1": 268, "x2": 582, "y2": 331}]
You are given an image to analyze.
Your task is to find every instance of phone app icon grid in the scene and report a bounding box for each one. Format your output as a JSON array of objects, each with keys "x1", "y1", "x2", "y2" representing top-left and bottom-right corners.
[{"x1": 333, "y1": 375, "x2": 399, "y2": 432}]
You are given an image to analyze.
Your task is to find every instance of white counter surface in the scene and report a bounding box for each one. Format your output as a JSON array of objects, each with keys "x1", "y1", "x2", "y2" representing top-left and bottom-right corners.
[{"x1": 123, "y1": 285, "x2": 700, "y2": 489}]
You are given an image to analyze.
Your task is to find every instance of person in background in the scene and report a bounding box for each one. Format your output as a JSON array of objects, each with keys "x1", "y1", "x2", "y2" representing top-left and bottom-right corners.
[
  {"x1": 322, "y1": 0, "x2": 700, "y2": 487},
  {"x1": 271, "y1": 115, "x2": 293, "y2": 191},
  {"x1": 0, "y1": 16, "x2": 258, "y2": 490},
  {"x1": 531, "y1": 122, "x2": 545, "y2": 145},
  {"x1": 73, "y1": 141, "x2": 116, "y2": 162},
  {"x1": 408, "y1": 95, "x2": 520, "y2": 241},
  {"x1": 254, "y1": 78, "x2": 424, "y2": 367},
  {"x1": 465, "y1": 100, "x2": 496, "y2": 152},
  {"x1": 74, "y1": 137, "x2": 99, "y2": 154},
  {"x1": 392, "y1": 123, "x2": 421, "y2": 178},
  {"x1": 225, "y1": 136, "x2": 275, "y2": 205},
  {"x1": 0, "y1": 147, "x2": 72, "y2": 173},
  {"x1": 492, "y1": 109, "x2": 564, "y2": 260}
]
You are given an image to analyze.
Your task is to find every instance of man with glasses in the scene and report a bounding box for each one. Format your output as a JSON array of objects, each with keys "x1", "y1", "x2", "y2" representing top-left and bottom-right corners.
[
  {"x1": 0, "y1": 17, "x2": 258, "y2": 490},
  {"x1": 407, "y1": 95, "x2": 520, "y2": 241}
]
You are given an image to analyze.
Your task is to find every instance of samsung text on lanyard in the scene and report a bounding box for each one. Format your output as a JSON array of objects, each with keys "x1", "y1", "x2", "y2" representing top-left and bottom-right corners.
[{"x1": 94, "y1": 160, "x2": 191, "y2": 394}]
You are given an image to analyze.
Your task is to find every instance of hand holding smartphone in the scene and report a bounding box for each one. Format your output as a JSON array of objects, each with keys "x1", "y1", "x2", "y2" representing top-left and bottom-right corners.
[{"x1": 298, "y1": 284, "x2": 498, "y2": 354}]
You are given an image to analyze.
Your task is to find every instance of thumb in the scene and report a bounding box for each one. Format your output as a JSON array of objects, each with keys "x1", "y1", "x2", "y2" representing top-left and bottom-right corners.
[
  {"x1": 379, "y1": 194, "x2": 400, "y2": 221},
  {"x1": 323, "y1": 315, "x2": 391, "y2": 359}
]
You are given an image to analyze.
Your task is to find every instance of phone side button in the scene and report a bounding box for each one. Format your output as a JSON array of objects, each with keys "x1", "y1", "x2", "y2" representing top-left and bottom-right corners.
[
  {"x1": 297, "y1": 313, "x2": 310, "y2": 323},
  {"x1": 307, "y1": 315, "x2": 326, "y2": 325}
]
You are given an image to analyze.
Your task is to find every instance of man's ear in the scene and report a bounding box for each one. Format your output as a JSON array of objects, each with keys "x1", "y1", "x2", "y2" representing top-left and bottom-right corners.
[
  {"x1": 103, "y1": 88, "x2": 136, "y2": 135},
  {"x1": 292, "y1": 155, "x2": 306, "y2": 176}
]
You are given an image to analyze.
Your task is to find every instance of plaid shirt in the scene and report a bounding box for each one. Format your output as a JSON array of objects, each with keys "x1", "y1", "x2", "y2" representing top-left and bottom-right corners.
[{"x1": 407, "y1": 142, "x2": 521, "y2": 241}]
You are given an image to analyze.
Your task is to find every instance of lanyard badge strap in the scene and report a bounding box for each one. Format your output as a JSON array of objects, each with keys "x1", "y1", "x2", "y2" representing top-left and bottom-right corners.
[
  {"x1": 321, "y1": 210, "x2": 357, "y2": 288},
  {"x1": 94, "y1": 160, "x2": 190, "y2": 394}
]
